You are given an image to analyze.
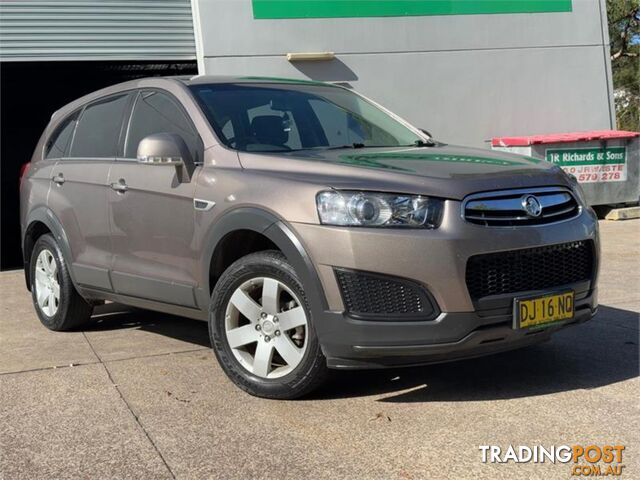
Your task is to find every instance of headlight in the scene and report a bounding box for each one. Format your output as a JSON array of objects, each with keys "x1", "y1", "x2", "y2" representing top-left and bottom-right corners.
[{"x1": 316, "y1": 190, "x2": 444, "y2": 228}]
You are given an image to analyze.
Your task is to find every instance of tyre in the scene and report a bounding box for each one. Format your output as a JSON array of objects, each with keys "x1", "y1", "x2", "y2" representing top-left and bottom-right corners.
[
  {"x1": 30, "y1": 234, "x2": 93, "y2": 331},
  {"x1": 209, "y1": 250, "x2": 329, "y2": 399}
]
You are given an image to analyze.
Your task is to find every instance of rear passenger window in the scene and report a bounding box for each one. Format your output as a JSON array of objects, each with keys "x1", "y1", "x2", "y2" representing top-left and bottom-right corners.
[
  {"x1": 45, "y1": 112, "x2": 78, "y2": 159},
  {"x1": 69, "y1": 94, "x2": 130, "y2": 158},
  {"x1": 124, "y1": 91, "x2": 199, "y2": 161}
]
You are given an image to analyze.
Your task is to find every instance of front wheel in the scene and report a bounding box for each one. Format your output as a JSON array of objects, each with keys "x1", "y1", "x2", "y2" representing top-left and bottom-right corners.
[{"x1": 209, "y1": 251, "x2": 328, "y2": 399}]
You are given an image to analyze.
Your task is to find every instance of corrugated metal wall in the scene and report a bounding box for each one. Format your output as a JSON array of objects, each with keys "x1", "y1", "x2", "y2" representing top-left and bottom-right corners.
[{"x1": 0, "y1": 0, "x2": 196, "y2": 61}]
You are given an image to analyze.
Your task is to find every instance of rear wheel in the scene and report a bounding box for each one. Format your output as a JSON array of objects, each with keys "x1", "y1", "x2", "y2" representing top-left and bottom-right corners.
[
  {"x1": 209, "y1": 250, "x2": 328, "y2": 399},
  {"x1": 30, "y1": 234, "x2": 93, "y2": 331}
]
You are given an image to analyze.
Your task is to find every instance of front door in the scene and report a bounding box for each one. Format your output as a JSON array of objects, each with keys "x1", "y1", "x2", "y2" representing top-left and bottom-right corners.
[{"x1": 108, "y1": 89, "x2": 202, "y2": 307}]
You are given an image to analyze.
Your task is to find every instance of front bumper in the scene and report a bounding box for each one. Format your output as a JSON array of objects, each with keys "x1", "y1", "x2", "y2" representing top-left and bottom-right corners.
[
  {"x1": 291, "y1": 199, "x2": 600, "y2": 369},
  {"x1": 316, "y1": 296, "x2": 596, "y2": 369}
]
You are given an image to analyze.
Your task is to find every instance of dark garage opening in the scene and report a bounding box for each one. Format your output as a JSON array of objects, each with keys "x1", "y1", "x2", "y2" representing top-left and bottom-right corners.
[{"x1": 0, "y1": 60, "x2": 197, "y2": 271}]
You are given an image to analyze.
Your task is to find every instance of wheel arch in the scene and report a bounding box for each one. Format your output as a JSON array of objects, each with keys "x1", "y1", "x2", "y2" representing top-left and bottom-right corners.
[
  {"x1": 23, "y1": 207, "x2": 75, "y2": 291},
  {"x1": 199, "y1": 208, "x2": 328, "y2": 314}
]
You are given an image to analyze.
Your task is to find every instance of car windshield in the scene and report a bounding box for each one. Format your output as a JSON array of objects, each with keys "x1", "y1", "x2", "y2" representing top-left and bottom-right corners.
[{"x1": 189, "y1": 82, "x2": 423, "y2": 152}]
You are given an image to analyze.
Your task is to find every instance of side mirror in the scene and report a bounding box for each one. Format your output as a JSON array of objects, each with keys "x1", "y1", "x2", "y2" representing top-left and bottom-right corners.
[{"x1": 137, "y1": 132, "x2": 195, "y2": 183}]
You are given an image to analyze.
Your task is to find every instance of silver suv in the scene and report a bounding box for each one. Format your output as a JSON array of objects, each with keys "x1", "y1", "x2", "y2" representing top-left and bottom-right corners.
[{"x1": 20, "y1": 76, "x2": 599, "y2": 398}]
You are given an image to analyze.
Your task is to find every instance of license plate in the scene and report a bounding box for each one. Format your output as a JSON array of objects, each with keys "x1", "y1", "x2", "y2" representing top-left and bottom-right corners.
[{"x1": 514, "y1": 291, "x2": 574, "y2": 330}]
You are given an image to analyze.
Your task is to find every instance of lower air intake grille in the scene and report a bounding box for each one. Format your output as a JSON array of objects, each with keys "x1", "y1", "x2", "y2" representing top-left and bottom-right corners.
[
  {"x1": 466, "y1": 240, "x2": 595, "y2": 300},
  {"x1": 335, "y1": 269, "x2": 437, "y2": 320}
]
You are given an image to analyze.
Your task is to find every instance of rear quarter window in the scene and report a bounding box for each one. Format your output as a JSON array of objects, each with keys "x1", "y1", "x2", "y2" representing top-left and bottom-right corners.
[{"x1": 45, "y1": 112, "x2": 78, "y2": 159}]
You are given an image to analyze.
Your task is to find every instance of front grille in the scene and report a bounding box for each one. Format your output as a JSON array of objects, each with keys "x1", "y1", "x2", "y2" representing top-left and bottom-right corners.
[
  {"x1": 466, "y1": 240, "x2": 594, "y2": 300},
  {"x1": 335, "y1": 269, "x2": 437, "y2": 320},
  {"x1": 463, "y1": 187, "x2": 580, "y2": 226}
]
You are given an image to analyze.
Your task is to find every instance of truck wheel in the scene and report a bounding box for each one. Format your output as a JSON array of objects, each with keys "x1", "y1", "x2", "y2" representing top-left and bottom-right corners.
[
  {"x1": 30, "y1": 234, "x2": 93, "y2": 331},
  {"x1": 209, "y1": 250, "x2": 328, "y2": 399}
]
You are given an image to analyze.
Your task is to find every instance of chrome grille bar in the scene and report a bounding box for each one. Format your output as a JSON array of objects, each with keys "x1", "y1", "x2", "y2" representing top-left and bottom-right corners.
[{"x1": 462, "y1": 187, "x2": 580, "y2": 227}]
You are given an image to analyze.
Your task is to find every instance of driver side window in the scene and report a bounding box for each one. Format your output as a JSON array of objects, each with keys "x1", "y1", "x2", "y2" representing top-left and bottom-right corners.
[{"x1": 124, "y1": 90, "x2": 200, "y2": 161}]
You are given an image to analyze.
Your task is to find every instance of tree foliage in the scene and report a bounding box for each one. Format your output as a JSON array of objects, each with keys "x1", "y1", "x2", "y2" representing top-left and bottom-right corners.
[{"x1": 607, "y1": 0, "x2": 639, "y2": 131}]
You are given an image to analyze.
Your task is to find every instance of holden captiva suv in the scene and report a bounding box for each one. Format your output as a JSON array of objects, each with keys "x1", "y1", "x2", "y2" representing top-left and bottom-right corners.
[{"x1": 20, "y1": 76, "x2": 599, "y2": 398}]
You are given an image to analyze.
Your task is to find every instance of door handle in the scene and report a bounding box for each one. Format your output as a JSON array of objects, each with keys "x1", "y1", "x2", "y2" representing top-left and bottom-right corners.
[
  {"x1": 52, "y1": 173, "x2": 65, "y2": 185},
  {"x1": 110, "y1": 179, "x2": 128, "y2": 193}
]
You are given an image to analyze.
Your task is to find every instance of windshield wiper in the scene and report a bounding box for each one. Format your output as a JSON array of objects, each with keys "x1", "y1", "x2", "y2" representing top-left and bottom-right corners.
[
  {"x1": 293, "y1": 142, "x2": 425, "y2": 152},
  {"x1": 412, "y1": 138, "x2": 436, "y2": 147},
  {"x1": 273, "y1": 144, "x2": 359, "y2": 153},
  {"x1": 323, "y1": 143, "x2": 366, "y2": 150}
]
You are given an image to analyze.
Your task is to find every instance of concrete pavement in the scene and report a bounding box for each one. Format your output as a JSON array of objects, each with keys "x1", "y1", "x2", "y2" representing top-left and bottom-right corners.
[{"x1": 1, "y1": 220, "x2": 638, "y2": 479}]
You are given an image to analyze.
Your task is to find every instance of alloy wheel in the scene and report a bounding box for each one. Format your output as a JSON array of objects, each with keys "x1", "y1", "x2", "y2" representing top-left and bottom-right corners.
[
  {"x1": 224, "y1": 277, "x2": 308, "y2": 379},
  {"x1": 34, "y1": 249, "x2": 60, "y2": 317}
]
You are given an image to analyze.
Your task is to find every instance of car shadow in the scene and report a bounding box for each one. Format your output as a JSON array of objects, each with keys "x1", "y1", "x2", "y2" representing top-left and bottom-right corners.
[
  {"x1": 82, "y1": 303, "x2": 638, "y2": 402},
  {"x1": 309, "y1": 304, "x2": 639, "y2": 402},
  {"x1": 85, "y1": 302, "x2": 211, "y2": 348}
]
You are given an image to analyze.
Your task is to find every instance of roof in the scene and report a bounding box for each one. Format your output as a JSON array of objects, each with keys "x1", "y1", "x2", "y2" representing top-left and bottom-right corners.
[
  {"x1": 492, "y1": 130, "x2": 640, "y2": 147},
  {"x1": 51, "y1": 75, "x2": 334, "y2": 122},
  {"x1": 180, "y1": 75, "x2": 334, "y2": 87}
]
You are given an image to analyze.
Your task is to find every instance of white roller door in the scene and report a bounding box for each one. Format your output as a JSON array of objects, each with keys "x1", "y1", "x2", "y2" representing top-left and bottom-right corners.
[{"x1": 0, "y1": 0, "x2": 196, "y2": 61}]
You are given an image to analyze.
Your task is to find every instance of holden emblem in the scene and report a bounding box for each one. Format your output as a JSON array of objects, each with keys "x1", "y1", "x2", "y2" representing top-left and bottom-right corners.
[{"x1": 522, "y1": 195, "x2": 543, "y2": 217}]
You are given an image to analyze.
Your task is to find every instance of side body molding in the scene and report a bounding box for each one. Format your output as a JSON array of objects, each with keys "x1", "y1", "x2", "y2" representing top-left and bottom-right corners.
[{"x1": 195, "y1": 208, "x2": 328, "y2": 317}]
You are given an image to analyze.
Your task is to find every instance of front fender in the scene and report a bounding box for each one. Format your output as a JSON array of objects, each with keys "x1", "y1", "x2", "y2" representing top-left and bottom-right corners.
[{"x1": 196, "y1": 207, "x2": 328, "y2": 316}]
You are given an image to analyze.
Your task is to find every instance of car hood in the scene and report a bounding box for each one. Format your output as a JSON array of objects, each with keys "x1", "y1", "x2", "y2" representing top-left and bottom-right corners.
[{"x1": 238, "y1": 144, "x2": 571, "y2": 200}]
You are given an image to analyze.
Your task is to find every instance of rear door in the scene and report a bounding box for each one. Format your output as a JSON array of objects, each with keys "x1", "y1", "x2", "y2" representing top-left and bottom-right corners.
[
  {"x1": 49, "y1": 92, "x2": 132, "y2": 291},
  {"x1": 107, "y1": 89, "x2": 202, "y2": 307}
]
